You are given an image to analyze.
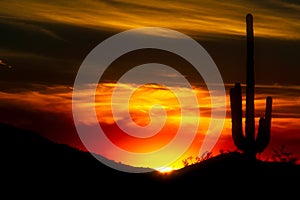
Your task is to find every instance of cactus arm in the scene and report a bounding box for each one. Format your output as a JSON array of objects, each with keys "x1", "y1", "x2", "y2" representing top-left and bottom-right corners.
[
  {"x1": 230, "y1": 83, "x2": 245, "y2": 150},
  {"x1": 255, "y1": 117, "x2": 267, "y2": 153},
  {"x1": 255, "y1": 97, "x2": 272, "y2": 153},
  {"x1": 265, "y1": 96, "x2": 272, "y2": 133}
]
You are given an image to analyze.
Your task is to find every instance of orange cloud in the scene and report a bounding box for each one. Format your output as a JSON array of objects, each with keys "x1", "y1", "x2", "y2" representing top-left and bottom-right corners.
[{"x1": 0, "y1": 82, "x2": 300, "y2": 168}]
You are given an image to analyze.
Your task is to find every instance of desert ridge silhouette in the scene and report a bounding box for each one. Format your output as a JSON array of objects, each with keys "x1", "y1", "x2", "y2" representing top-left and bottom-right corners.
[{"x1": 2, "y1": 121, "x2": 299, "y2": 195}]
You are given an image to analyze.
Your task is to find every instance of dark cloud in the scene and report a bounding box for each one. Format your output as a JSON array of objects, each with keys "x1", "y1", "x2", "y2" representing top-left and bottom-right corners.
[
  {"x1": 201, "y1": 36, "x2": 300, "y2": 86},
  {"x1": 0, "y1": 17, "x2": 116, "y2": 92}
]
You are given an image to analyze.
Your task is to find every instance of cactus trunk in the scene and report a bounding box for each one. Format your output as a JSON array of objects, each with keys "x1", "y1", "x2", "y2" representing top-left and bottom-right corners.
[
  {"x1": 245, "y1": 13, "x2": 256, "y2": 160},
  {"x1": 230, "y1": 14, "x2": 273, "y2": 160}
]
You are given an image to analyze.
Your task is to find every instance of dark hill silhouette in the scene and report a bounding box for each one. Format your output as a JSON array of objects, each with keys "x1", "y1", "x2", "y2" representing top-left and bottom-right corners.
[
  {"x1": 2, "y1": 122, "x2": 299, "y2": 197},
  {"x1": 1, "y1": 122, "x2": 153, "y2": 176}
]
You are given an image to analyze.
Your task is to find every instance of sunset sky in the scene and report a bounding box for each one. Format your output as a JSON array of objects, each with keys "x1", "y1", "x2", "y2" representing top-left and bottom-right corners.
[{"x1": 1, "y1": 0, "x2": 300, "y2": 171}]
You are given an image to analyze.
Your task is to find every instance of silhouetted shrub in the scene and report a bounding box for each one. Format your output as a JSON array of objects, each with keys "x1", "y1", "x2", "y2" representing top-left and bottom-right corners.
[
  {"x1": 269, "y1": 145, "x2": 298, "y2": 164},
  {"x1": 182, "y1": 151, "x2": 213, "y2": 167}
]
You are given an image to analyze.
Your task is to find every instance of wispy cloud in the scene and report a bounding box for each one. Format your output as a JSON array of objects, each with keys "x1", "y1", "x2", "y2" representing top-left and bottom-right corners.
[
  {"x1": 1, "y1": 82, "x2": 299, "y2": 134},
  {"x1": 0, "y1": 0, "x2": 299, "y2": 39}
]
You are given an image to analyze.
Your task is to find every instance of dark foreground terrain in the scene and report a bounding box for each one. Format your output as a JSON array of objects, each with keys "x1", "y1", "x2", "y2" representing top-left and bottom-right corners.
[{"x1": 2, "y1": 123, "x2": 299, "y2": 198}]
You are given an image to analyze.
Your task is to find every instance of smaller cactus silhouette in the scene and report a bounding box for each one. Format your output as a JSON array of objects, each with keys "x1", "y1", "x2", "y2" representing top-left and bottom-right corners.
[{"x1": 230, "y1": 14, "x2": 273, "y2": 160}]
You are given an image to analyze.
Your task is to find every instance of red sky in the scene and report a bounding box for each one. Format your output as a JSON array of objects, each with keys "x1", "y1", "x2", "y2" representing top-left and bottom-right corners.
[{"x1": 0, "y1": 0, "x2": 300, "y2": 170}]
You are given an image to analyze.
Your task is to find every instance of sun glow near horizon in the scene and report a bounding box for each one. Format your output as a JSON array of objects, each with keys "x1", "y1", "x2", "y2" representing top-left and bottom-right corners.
[
  {"x1": 97, "y1": 82, "x2": 211, "y2": 167},
  {"x1": 156, "y1": 166, "x2": 176, "y2": 173}
]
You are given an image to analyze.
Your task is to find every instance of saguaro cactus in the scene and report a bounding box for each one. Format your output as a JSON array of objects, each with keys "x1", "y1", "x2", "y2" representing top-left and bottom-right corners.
[{"x1": 230, "y1": 14, "x2": 273, "y2": 160}]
